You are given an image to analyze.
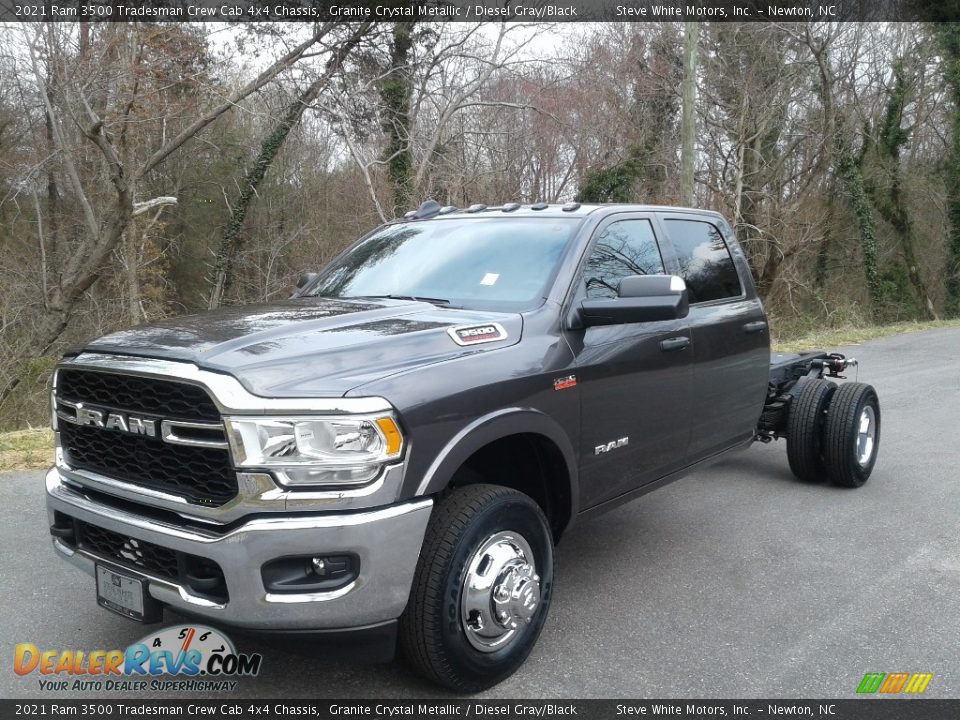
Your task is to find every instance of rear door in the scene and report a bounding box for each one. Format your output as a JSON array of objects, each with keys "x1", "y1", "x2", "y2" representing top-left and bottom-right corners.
[
  {"x1": 565, "y1": 214, "x2": 694, "y2": 509},
  {"x1": 655, "y1": 213, "x2": 769, "y2": 461}
]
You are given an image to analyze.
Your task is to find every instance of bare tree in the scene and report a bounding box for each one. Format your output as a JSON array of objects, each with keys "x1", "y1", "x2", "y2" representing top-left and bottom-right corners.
[
  {"x1": 332, "y1": 23, "x2": 543, "y2": 213},
  {"x1": 208, "y1": 22, "x2": 375, "y2": 309},
  {"x1": 0, "y1": 24, "x2": 327, "y2": 407}
]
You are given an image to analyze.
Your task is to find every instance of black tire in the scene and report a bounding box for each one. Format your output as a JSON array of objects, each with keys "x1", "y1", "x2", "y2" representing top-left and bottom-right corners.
[
  {"x1": 786, "y1": 378, "x2": 836, "y2": 482},
  {"x1": 399, "y1": 484, "x2": 554, "y2": 692},
  {"x1": 823, "y1": 382, "x2": 881, "y2": 488}
]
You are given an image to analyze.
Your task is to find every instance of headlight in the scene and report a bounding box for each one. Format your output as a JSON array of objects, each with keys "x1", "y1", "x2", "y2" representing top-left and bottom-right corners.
[{"x1": 225, "y1": 415, "x2": 404, "y2": 488}]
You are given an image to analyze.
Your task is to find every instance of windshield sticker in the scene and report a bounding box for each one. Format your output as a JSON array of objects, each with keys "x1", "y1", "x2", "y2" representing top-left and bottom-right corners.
[
  {"x1": 448, "y1": 323, "x2": 508, "y2": 346},
  {"x1": 480, "y1": 273, "x2": 500, "y2": 286}
]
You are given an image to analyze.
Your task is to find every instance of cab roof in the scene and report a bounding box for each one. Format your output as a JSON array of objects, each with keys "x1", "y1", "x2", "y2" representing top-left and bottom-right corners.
[{"x1": 397, "y1": 200, "x2": 724, "y2": 222}]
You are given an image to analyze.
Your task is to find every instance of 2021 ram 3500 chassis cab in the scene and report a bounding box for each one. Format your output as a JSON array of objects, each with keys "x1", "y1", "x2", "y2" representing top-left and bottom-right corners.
[{"x1": 45, "y1": 203, "x2": 880, "y2": 691}]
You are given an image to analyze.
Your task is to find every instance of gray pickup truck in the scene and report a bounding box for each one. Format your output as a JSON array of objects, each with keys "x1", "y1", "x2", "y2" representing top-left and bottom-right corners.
[{"x1": 45, "y1": 202, "x2": 881, "y2": 691}]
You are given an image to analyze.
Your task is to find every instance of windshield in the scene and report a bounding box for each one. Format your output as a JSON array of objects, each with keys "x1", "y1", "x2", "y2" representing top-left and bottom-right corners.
[{"x1": 309, "y1": 217, "x2": 580, "y2": 311}]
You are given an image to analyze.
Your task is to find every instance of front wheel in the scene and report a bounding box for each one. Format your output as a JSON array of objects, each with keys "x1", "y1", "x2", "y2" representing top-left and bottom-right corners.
[{"x1": 399, "y1": 484, "x2": 554, "y2": 692}]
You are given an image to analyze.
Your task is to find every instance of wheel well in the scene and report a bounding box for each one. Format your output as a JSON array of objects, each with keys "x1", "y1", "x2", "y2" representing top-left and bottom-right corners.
[{"x1": 448, "y1": 433, "x2": 572, "y2": 542}]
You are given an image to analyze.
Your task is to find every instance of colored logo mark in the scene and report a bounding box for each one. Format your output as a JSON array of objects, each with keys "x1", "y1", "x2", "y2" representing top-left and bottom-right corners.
[{"x1": 856, "y1": 672, "x2": 932, "y2": 694}]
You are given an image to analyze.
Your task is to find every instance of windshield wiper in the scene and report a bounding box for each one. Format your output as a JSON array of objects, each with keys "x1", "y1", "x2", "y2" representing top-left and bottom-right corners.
[{"x1": 349, "y1": 294, "x2": 459, "y2": 308}]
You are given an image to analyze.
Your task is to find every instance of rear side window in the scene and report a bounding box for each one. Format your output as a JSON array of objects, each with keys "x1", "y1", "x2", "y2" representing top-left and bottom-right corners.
[
  {"x1": 664, "y1": 219, "x2": 742, "y2": 303},
  {"x1": 583, "y1": 219, "x2": 665, "y2": 299}
]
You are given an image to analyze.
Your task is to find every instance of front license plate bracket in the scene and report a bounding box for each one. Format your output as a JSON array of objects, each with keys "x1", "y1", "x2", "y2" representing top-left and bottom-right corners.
[{"x1": 96, "y1": 564, "x2": 163, "y2": 623}]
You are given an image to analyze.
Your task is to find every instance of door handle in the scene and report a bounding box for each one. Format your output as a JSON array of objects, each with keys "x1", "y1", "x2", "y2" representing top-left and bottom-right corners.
[
  {"x1": 659, "y1": 336, "x2": 690, "y2": 352},
  {"x1": 743, "y1": 321, "x2": 767, "y2": 334}
]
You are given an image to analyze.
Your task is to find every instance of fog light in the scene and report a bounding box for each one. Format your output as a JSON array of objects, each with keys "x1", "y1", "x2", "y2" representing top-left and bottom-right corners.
[
  {"x1": 50, "y1": 512, "x2": 76, "y2": 544},
  {"x1": 262, "y1": 554, "x2": 358, "y2": 593}
]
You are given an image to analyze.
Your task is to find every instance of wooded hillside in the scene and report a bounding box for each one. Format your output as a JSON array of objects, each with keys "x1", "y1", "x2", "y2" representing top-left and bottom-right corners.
[{"x1": 1, "y1": 21, "x2": 958, "y2": 429}]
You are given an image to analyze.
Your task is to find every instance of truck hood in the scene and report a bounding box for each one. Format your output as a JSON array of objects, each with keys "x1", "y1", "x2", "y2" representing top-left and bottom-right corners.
[{"x1": 82, "y1": 297, "x2": 522, "y2": 397}]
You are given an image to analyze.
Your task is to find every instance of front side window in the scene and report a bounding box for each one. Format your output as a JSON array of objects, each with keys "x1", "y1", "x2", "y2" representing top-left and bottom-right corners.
[
  {"x1": 664, "y1": 219, "x2": 743, "y2": 304},
  {"x1": 583, "y1": 219, "x2": 665, "y2": 299},
  {"x1": 309, "y1": 217, "x2": 579, "y2": 311}
]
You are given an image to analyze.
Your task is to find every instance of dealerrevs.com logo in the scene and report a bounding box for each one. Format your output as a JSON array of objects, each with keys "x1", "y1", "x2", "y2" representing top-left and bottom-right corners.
[{"x1": 14, "y1": 625, "x2": 262, "y2": 692}]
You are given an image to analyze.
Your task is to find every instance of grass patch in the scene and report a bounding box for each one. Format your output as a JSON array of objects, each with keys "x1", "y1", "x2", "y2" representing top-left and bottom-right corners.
[
  {"x1": 0, "y1": 428, "x2": 54, "y2": 472},
  {"x1": 773, "y1": 318, "x2": 960, "y2": 352}
]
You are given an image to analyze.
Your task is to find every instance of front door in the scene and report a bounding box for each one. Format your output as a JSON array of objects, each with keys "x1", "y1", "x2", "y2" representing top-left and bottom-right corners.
[{"x1": 566, "y1": 215, "x2": 694, "y2": 510}]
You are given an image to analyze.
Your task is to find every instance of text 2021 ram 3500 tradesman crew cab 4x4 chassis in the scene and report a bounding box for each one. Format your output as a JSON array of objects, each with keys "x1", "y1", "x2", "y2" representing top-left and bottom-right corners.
[{"x1": 45, "y1": 201, "x2": 881, "y2": 691}]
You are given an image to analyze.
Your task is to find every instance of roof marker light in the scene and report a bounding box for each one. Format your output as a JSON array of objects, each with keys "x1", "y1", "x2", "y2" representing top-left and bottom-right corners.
[{"x1": 411, "y1": 199, "x2": 442, "y2": 219}]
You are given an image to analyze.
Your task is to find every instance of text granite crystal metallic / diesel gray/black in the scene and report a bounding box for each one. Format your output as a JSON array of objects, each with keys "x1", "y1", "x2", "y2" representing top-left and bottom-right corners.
[{"x1": 44, "y1": 202, "x2": 882, "y2": 691}]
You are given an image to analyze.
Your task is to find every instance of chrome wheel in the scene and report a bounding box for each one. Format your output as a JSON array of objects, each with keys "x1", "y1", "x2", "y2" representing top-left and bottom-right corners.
[
  {"x1": 460, "y1": 531, "x2": 541, "y2": 653},
  {"x1": 856, "y1": 405, "x2": 876, "y2": 467}
]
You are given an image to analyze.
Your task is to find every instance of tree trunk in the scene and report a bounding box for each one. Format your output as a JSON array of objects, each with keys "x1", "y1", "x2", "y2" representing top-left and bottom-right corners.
[
  {"x1": 380, "y1": 22, "x2": 416, "y2": 217},
  {"x1": 123, "y1": 229, "x2": 143, "y2": 325},
  {"x1": 866, "y1": 59, "x2": 938, "y2": 320},
  {"x1": 807, "y1": 31, "x2": 881, "y2": 319},
  {"x1": 934, "y1": 24, "x2": 960, "y2": 316},
  {"x1": 739, "y1": 124, "x2": 767, "y2": 289},
  {"x1": 815, "y1": 186, "x2": 836, "y2": 289},
  {"x1": 207, "y1": 93, "x2": 317, "y2": 309},
  {"x1": 835, "y1": 130, "x2": 883, "y2": 317}
]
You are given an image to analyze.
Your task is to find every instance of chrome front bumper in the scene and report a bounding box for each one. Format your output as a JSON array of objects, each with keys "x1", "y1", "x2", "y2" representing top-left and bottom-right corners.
[{"x1": 45, "y1": 468, "x2": 433, "y2": 630}]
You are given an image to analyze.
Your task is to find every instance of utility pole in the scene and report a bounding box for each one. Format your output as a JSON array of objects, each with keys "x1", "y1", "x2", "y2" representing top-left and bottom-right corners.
[{"x1": 681, "y1": 21, "x2": 699, "y2": 206}]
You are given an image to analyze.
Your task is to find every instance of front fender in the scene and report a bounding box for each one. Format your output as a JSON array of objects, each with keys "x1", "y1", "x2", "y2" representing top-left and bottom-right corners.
[{"x1": 410, "y1": 407, "x2": 580, "y2": 523}]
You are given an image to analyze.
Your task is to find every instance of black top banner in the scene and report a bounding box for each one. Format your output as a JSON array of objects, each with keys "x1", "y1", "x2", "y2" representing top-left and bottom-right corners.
[{"x1": 0, "y1": 0, "x2": 956, "y2": 23}]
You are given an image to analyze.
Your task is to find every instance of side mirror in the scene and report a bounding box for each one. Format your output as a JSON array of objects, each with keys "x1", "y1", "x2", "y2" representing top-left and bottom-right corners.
[
  {"x1": 296, "y1": 272, "x2": 319, "y2": 291},
  {"x1": 580, "y1": 275, "x2": 689, "y2": 326}
]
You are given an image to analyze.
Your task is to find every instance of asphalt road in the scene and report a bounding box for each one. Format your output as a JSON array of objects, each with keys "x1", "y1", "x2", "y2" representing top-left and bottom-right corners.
[{"x1": 3, "y1": 327, "x2": 959, "y2": 699}]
